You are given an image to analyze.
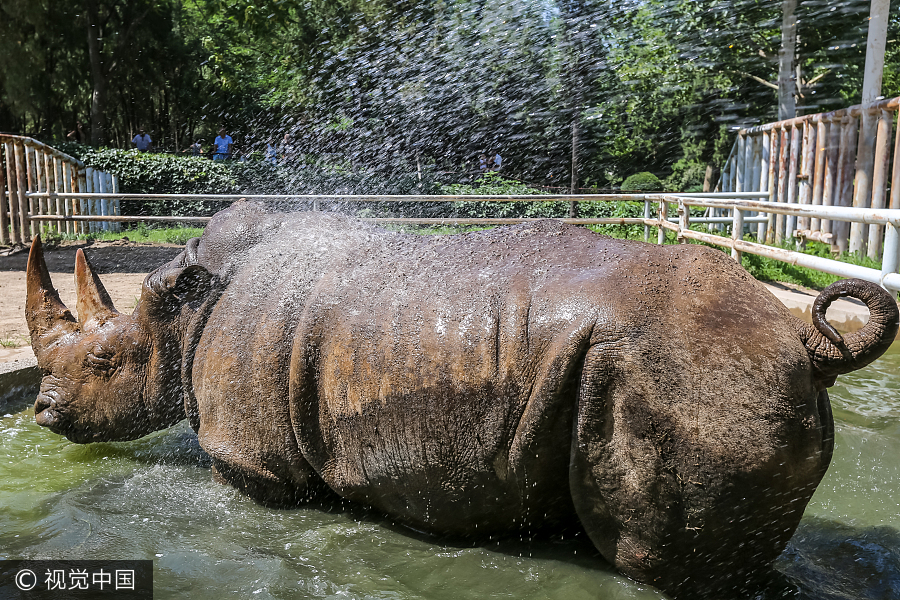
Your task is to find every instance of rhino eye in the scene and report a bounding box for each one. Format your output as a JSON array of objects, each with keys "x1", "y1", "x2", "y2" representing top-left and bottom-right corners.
[{"x1": 86, "y1": 351, "x2": 117, "y2": 375}]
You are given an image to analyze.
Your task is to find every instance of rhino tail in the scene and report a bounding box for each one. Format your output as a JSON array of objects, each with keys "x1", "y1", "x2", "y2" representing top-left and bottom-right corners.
[{"x1": 797, "y1": 278, "x2": 899, "y2": 386}]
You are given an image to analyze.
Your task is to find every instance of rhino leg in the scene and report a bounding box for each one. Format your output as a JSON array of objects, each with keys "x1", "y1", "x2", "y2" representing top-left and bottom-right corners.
[
  {"x1": 210, "y1": 457, "x2": 328, "y2": 509},
  {"x1": 569, "y1": 344, "x2": 833, "y2": 598}
]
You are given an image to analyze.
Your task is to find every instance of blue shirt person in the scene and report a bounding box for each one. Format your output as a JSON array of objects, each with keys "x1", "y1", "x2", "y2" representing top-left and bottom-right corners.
[
  {"x1": 131, "y1": 128, "x2": 152, "y2": 152},
  {"x1": 265, "y1": 139, "x2": 278, "y2": 165},
  {"x1": 213, "y1": 128, "x2": 234, "y2": 160}
]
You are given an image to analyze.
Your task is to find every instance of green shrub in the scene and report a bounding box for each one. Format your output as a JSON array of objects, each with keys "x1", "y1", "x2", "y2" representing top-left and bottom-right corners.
[
  {"x1": 440, "y1": 172, "x2": 557, "y2": 218},
  {"x1": 66, "y1": 147, "x2": 439, "y2": 218},
  {"x1": 621, "y1": 171, "x2": 664, "y2": 192},
  {"x1": 72, "y1": 148, "x2": 237, "y2": 217}
]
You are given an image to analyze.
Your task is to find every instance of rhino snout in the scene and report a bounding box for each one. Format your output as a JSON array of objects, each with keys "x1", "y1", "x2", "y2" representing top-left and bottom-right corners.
[{"x1": 34, "y1": 392, "x2": 62, "y2": 429}]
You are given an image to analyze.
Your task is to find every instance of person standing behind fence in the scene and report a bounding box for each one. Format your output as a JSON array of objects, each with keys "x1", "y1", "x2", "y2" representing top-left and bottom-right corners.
[
  {"x1": 490, "y1": 151, "x2": 502, "y2": 171},
  {"x1": 212, "y1": 128, "x2": 234, "y2": 160},
  {"x1": 183, "y1": 139, "x2": 204, "y2": 156},
  {"x1": 265, "y1": 138, "x2": 278, "y2": 165},
  {"x1": 280, "y1": 133, "x2": 297, "y2": 165},
  {"x1": 132, "y1": 128, "x2": 152, "y2": 152}
]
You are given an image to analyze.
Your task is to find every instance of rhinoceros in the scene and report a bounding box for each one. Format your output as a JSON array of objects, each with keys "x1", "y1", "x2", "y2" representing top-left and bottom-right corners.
[{"x1": 25, "y1": 200, "x2": 898, "y2": 598}]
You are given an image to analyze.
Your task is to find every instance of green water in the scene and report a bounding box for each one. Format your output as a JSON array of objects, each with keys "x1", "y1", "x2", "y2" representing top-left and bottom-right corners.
[{"x1": 3, "y1": 348, "x2": 900, "y2": 600}]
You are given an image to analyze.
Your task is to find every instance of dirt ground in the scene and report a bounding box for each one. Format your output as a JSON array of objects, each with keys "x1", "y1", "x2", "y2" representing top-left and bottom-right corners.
[{"x1": 0, "y1": 240, "x2": 185, "y2": 362}]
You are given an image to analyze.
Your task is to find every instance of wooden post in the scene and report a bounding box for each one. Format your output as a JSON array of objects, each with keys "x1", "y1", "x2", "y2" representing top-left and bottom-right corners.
[
  {"x1": 41, "y1": 151, "x2": 52, "y2": 229},
  {"x1": 84, "y1": 167, "x2": 95, "y2": 233},
  {"x1": 732, "y1": 207, "x2": 744, "y2": 262},
  {"x1": 677, "y1": 199, "x2": 689, "y2": 244},
  {"x1": 775, "y1": 127, "x2": 789, "y2": 244},
  {"x1": 822, "y1": 118, "x2": 841, "y2": 236},
  {"x1": 33, "y1": 149, "x2": 44, "y2": 222},
  {"x1": 785, "y1": 123, "x2": 802, "y2": 240},
  {"x1": 62, "y1": 161, "x2": 74, "y2": 235},
  {"x1": 51, "y1": 156, "x2": 63, "y2": 233},
  {"x1": 757, "y1": 131, "x2": 770, "y2": 242},
  {"x1": 658, "y1": 201, "x2": 667, "y2": 245},
  {"x1": 867, "y1": 109, "x2": 893, "y2": 259},
  {"x1": 98, "y1": 170, "x2": 109, "y2": 231},
  {"x1": 113, "y1": 174, "x2": 121, "y2": 232},
  {"x1": 834, "y1": 115, "x2": 858, "y2": 253},
  {"x1": 5, "y1": 143, "x2": 20, "y2": 244},
  {"x1": 14, "y1": 142, "x2": 29, "y2": 243},
  {"x1": 75, "y1": 164, "x2": 85, "y2": 235},
  {"x1": 850, "y1": 108, "x2": 878, "y2": 255},
  {"x1": 24, "y1": 146, "x2": 35, "y2": 239},
  {"x1": 643, "y1": 199, "x2": 651, "y2": 242},
  {"x1": 797, "y1": 121, "x2": 816, "y2": 234},
  {"x1": 891, "y1": 109, "x2": 900, "y2": 212},
  {"x1": 766, "y1": 129, "x2": 779, "y2": 244},
  {"x1": 810, "y1": 118, "x2": 827, "y2": 234},
  {"x1": 92, "y1": 169, "x2": 102, "y2": 232},
  {"x1": 0, "y1": 145, "x2": 8, "y2": 245}
]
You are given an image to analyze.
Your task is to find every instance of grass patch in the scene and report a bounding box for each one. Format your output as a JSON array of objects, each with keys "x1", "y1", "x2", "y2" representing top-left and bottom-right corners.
[
  {"x1": 740, "y1": 241, "x2": 881, "y2": 291},
  {"x1": 0, "y1": 334, "x2": 28, "y2": 348}
]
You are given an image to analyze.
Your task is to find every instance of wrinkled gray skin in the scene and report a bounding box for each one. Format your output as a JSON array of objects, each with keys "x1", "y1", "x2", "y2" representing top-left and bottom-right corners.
[{"x1": 26, "y1": 200, "x2": 899, "y2": 598}]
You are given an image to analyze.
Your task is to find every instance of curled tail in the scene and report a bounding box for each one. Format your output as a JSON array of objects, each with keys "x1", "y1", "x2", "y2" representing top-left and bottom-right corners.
[{"x1": 797, "y1": 279, "x2": 899, "y2": 387}]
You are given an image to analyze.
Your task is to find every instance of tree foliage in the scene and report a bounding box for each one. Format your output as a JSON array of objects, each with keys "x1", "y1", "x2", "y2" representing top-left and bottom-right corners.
[{"x1": 1, "y1": 0, "x2": 896, "y2": 193}]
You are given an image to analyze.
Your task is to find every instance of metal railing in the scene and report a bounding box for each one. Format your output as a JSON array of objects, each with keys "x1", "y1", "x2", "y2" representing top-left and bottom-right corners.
[{"x1": 17, "y1": 190, "x2": 900, "y2": 292}]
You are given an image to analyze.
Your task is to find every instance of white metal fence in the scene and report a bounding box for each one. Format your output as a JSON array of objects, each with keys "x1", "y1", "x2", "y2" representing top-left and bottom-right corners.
[{"x1": 17, "y1": 190, "x2": 900, "y2": 293}]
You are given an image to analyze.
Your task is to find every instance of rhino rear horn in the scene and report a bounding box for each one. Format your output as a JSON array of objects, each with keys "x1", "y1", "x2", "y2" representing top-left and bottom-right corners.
[
  {"x1": 26, "y1": 235, "x2": 76, "y2": 345},
  {"x1": 75, "y1": 248, "x2": 118, "y2": 323}
]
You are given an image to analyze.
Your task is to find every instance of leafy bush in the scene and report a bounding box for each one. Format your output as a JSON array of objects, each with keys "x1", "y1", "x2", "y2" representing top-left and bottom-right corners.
[
  {"x1": 621, "y1": 171, "x2": 664, "y2": 191},
  {"x1": 664, "y1": 158, "x2": 707, "y2": 192},
  {"x1": 66, "y1": 146, "x2": 440, "y2": 218},
  {"x1": 440, "y1": 172, "x2": 558, "y2": 218},
  {"x1": 583, "y1": 201, "x2": 649, "y2": 239},
  {"x1": 72, "y1": 147, "x2": 237, "y2": 217}
]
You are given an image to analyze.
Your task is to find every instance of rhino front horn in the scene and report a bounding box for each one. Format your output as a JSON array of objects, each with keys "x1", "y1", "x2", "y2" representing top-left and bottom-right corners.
[
  {"x1": 75, "y1": 248, "x2": 118, "y2": 323},
  {"x1": 26, "y1": 235, "x2": 76, "y2": 346}
]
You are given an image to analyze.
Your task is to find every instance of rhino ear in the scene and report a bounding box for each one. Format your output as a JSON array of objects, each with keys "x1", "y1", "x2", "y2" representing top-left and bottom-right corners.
[{"x1": 142, "y1": 264, "x2": 214, "y2": 312}]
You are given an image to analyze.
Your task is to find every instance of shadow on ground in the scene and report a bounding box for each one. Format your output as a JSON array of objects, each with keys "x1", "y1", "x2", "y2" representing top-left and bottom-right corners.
[{"x1": 0, "y1": 241, "x2": 184, "y2": 274}]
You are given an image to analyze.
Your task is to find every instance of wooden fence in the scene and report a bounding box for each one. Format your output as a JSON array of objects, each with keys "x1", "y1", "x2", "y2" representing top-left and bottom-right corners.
[
  {"x1": 0, "y1": 134, "x2": 119, "y2": 245},
  {"x1": 718, "y1": 95, "x2": 900, "y2": 259}
]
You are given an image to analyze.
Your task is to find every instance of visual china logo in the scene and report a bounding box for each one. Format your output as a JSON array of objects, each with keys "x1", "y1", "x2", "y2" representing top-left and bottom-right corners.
[{"x1": 1, "y1": 561, "x2": 152, "y2": 598}]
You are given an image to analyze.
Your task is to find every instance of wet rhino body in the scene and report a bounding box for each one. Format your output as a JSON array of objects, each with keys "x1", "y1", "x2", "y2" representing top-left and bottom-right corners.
[{"x1": 26, "y1": 200, "x2": 899, "y2": 598}]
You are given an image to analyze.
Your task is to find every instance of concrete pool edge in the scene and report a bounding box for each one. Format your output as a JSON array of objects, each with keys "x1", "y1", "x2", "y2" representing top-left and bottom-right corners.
[{"x1": 0, "y1": 354, "x2": 39, "y2": 414}]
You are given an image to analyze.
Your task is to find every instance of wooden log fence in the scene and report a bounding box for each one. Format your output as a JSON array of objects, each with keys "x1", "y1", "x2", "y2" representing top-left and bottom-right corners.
[
  {"x1": 0, "y1": 134, "x2": 119, "y2": 244},
  {"x1": 718, "y1": 95, "x2": 900, "y2": 260}
]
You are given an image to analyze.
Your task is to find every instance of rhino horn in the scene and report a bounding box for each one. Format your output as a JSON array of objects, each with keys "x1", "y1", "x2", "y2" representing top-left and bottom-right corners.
[
  {"x1": 26, "y1": 235, "x2": 77, "y2": 347},
  {"x1": 75, "y1": 248, "x2": 118, "y2": 323}
]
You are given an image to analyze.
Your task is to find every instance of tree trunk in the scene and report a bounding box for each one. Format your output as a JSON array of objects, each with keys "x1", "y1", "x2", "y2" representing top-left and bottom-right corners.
[
  {"x1": 86, "y1": 0, "x2": 107, "y2": 146},
  {"x1": 778, "y1": 0, "x2": 798, "y2": 120},
  {"x1": 702, "y1": 163, "x2": 719, "y2": 193}
]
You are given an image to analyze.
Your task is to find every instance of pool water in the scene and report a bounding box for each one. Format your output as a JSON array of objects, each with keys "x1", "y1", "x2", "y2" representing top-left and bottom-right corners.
[{"x1": 2, "y1": 346, "x2": 900, "y2": 600}]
